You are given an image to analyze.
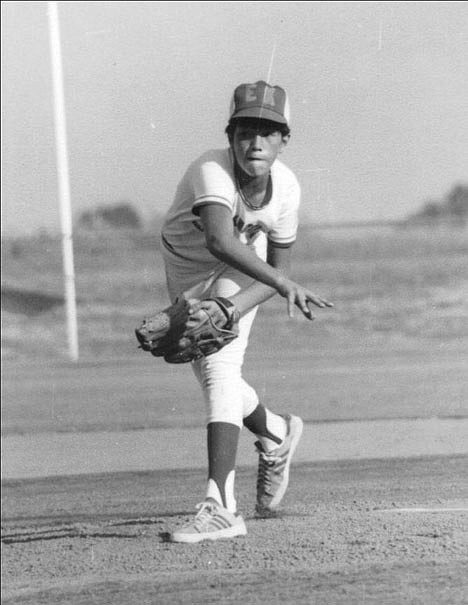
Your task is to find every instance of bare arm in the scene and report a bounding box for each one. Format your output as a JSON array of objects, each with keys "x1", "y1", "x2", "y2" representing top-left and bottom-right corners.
[
  {"x1": 199, "y1": 205, "x2": 287, "y2": 291},
  {"x1": 228, "y1": 243, "x2": 290, "y2": 315},
  {"x1": 199, "y1": 204, "x2": 333, "y2": 319}
]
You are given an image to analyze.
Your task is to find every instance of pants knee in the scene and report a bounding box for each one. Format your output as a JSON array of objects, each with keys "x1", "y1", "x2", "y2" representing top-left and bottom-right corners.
[{"x1": 192, "y1": 354, "x2": 258, "y2": 427}]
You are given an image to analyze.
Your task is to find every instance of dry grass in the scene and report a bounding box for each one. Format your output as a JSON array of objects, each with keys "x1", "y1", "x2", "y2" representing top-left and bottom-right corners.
[{"x1": 2, "y1": 223, "x2": 467, "y2": 361}]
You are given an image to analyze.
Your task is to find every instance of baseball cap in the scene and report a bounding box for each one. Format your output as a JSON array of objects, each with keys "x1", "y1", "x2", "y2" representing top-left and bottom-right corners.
[{"x1": 229, "y1": 80, "x2": 290, "y2": 126}]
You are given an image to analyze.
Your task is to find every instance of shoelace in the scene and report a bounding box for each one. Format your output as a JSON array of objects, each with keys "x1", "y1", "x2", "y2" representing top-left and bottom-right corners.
[
  {"x1": 257, "y1": 449, "x2": 283, "y2": 492},
  {"x1": 192, "y1": 501, "x2": 217, "y2": 530}
]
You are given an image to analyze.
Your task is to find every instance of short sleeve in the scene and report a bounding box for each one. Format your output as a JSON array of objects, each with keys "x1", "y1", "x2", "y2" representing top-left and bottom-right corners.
[
  {"x1": 268, "y1": 180, "x2": 301, "y2": 247},
  {"x1": 191, "y1": 154, "x2": 237, "y2": 216}
]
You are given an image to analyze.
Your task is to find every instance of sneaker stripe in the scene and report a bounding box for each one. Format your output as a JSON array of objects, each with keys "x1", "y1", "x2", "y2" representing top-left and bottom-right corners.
[
  {"x1": 171, "y1": 506, "x2": 246, "y2": 543},
  {"x1": 210, "y1": 515, "x2": 232, "y2": 530}
]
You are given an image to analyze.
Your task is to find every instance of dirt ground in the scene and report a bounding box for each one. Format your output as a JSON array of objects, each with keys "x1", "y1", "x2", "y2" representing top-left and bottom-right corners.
[
  {"x1": 2, "y1": 344, "x2": 468, "y2": 604},
  {"x1": 2, "y1": 455, "x2": 468, "y2": 604}
]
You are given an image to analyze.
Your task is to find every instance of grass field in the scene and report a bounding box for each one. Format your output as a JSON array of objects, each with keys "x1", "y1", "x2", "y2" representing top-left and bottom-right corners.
[
  {"x1": 2, "y1": 222, "x2": 468, "y2": 435},
  {"x1": 2, "y1": 222, "x2": 468, "y2": 361},
  {"x1": 2, "y1": 223, "x2": 467, "y2": 478}
]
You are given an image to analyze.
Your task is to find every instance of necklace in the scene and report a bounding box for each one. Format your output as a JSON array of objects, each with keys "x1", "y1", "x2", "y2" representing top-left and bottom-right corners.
[{"x1": 236, "y1": 173, "x2": 272, "y2": 211}]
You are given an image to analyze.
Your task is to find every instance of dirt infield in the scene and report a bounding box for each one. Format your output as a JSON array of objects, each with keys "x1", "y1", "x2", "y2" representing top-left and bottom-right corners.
[
  {"x1": 2, "y1": 347, "x2": 468, "y2": 603},
  {"x1": 2, "y1": 455, "x2": 468, "y2": 604}
]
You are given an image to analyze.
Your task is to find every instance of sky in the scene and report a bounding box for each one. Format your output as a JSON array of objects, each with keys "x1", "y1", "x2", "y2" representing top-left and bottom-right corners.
[{"x1": 2, "y1": 1, "x2": 468, "y2": 236}]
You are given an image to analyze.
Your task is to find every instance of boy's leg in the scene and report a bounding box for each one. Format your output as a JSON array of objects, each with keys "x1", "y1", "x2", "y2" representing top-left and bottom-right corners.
[
  {"x1": 171, "y1": 269, "x2": 256, "y2": 542},
  {"x1": 206, "y1": 421, "x2": 239, "y2": 512},
  {"x1": 170, "y1": 327, "x2": 252, "y2": 542},
  {"x1": 190, "y1": 310, "x2": 254, "y2": 513},
  {"x1": 170, "y1": 418, "x2": 247, "y2": 544}
]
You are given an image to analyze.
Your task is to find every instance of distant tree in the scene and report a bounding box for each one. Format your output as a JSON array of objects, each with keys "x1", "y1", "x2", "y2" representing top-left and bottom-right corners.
[
  {"x1": 420, "y1": 200, "x2": 443, "y2": 219},
  {"x1": 78, "y1": 210, "x2": 95, "y2": 229},
  {"x1": 407, "y1": 183, "x2": 468, "y2": 225},
  {"x1": 77, "y1": 201, "x2": 142, "y2": 230},
  {"x1": 445, "y1": 184, "x2": 468, "y2": 219},
  {"x1": 100, "y1": 203, "x2": 142, "y2": 229}
]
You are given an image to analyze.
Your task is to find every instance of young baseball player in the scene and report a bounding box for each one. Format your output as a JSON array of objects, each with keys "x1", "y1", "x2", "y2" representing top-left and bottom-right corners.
[{"x1": 160, "y1": 80, "x2": 332, "y2": 543}]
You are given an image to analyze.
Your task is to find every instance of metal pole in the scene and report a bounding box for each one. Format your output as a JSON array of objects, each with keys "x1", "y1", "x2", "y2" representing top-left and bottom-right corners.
[{"x1": 47, "y1": 1, "x2": 79, "y2": 361}]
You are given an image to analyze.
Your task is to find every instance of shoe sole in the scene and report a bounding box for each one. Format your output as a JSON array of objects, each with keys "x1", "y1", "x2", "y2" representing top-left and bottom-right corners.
[
  {"x1": 170, "y1": 519, "x2": 247, "y2": 544},
  {"x1": 257, "y1": 414, "x2": 304, "y2": 512}
]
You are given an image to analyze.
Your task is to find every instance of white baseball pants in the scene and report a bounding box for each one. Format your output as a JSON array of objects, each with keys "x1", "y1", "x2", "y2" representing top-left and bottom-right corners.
[{"x1": 161, "y1": 244, "x2": 264, "y2": 427}]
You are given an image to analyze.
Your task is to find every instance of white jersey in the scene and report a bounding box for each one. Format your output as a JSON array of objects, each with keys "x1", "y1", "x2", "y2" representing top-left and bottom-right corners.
[{"x1": 161, "y1": 148, "x2": 301, "y2": 268}]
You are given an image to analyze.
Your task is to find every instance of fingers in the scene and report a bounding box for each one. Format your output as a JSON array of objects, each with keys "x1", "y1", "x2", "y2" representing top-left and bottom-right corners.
[
  {"x1": 307, "y1": 294, "x2": 334, "y2": 309},
  {"x1": 289, "y1": 291, "x2": 334, "y2": 320},
  {"x1": 304, "y1": 301, "x2": 315, "y2": 320},
  {"x1": 279, "y1": 279, "x2": 334, "y2": 320},
  {"x1": 285, "y1": 292, "x2": 314, "y2": 320},
  {"x1": 297, "y1": 298, "x2": 315, "y2": 320}
]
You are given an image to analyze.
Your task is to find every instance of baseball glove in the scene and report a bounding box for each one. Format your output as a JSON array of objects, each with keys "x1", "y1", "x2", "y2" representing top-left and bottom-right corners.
[{"x1": 135, "y1": 296, "x2": 240, "y2": 363}]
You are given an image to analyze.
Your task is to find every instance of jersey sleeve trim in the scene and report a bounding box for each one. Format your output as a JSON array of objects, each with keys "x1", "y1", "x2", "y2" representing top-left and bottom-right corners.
[
  {"x1": 267, "y1": 237, "x2": 295, "y2": 249},
  {"x1": 192, "y1": 196, "x2": 233, "y2": 216}
]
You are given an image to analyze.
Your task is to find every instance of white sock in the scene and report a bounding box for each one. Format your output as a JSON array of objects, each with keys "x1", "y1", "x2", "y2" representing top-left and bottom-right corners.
[
  {"x1": 205, "y1": 471, "x2": 236, "y2": 513},
  {"x1": 259, "y1": 410, "x2": 287, "y2": 452}
]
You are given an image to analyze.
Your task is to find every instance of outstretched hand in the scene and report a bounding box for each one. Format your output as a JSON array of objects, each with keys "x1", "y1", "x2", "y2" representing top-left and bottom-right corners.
[{"x1": 276, "y1": 278, "x2": 334, "y2": 320}]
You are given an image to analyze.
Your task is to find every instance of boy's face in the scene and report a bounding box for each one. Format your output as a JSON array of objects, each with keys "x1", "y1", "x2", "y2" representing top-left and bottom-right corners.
[{"x1": 231, "y1": 119, "x2": 289, "y2": 178}]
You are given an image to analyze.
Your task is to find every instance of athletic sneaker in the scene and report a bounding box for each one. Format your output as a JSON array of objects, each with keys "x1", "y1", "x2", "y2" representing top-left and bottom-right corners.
[
  {"x1": 255, "y1": 414, "x2": 304, "y2": 515},
  {"x1": 170, "y1": 498, "x2": 247, "y2": 543}
]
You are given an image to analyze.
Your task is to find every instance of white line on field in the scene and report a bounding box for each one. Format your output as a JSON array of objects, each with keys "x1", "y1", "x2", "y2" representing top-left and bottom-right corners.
[{"x1": 376, "y1": 508, "x2": 468, "y2": 513}]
